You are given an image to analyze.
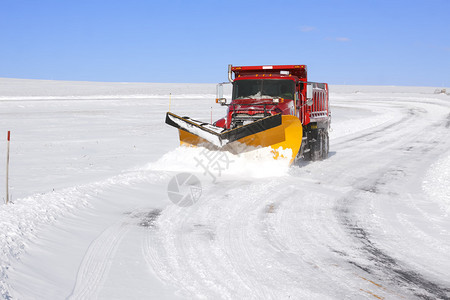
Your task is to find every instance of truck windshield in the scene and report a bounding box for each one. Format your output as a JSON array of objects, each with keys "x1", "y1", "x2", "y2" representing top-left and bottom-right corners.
[{"x1": 232, "y1": 79, "x2": 295, "y2": 100}]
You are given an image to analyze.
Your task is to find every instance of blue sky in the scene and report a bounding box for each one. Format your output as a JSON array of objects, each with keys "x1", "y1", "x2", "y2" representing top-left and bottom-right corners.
[{"x1": 1, "y1": 0, "x2": 449, "y2": 86}]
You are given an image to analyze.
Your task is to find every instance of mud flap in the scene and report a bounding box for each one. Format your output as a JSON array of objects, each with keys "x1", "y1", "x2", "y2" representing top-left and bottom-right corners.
[{"x1": 165, "y1": 112, "x2": 302, "y2": 164}]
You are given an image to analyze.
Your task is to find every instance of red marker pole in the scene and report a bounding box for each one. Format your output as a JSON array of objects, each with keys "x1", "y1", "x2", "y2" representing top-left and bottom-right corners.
[{"x1": 6, "y1": 131, "x2": 10, "y2": 204}]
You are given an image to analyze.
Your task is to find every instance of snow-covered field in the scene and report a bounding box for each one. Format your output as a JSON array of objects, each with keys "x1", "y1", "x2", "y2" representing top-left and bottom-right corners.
[{"x1": 0, "y1": 78, "x2": 449, "y2": 299}]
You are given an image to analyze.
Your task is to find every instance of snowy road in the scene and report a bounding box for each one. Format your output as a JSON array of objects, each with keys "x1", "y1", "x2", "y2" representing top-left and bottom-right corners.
[{"x1": 1, "y1": 80, "x2": 449, "y2": 299}]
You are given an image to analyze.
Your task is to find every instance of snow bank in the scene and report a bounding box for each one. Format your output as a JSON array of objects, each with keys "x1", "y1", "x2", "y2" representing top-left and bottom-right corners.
[
  {"x1": 0, "y1": 169, "x2": 163, "y2": 299},
  {"x1": 0, "y1": 187, "x2": 90, "y2": 299},
  {"x1": 423, "y1": 153, "x2": 450, "y2": 213}
]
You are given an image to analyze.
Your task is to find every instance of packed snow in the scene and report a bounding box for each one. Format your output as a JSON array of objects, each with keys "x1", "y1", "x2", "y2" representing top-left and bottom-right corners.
[{"x1": 0, "y1": 78, "x2": 449, "y2": 299}]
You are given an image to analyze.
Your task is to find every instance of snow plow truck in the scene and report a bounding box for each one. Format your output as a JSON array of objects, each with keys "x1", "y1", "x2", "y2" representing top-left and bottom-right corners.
[{"x1": 165, "y1": 64, "x2": 330, "y2": 164}]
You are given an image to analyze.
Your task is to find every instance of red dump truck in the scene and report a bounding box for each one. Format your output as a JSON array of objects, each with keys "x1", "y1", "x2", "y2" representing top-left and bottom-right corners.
[{"x1": 166, "y1": 64, "x2": 330, "y2": 163}]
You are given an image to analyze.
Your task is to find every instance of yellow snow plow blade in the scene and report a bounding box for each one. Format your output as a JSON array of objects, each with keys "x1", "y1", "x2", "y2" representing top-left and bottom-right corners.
[
  {"x1": 166, "y1": 112, "x2": 303, "y2": 164},
  {"x1": 178, "y1": 130, "x2": 218, "y2": 149},
  {"x1": 224, "y1": 115, "x2": 302, "y2": 164}
]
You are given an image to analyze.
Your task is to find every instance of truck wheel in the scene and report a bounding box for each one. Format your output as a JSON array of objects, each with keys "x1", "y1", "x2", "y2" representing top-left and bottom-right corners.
[
  {"x1": 303, "y1": 149, "x2": 311, "y2": 161},
  {"x1": 311, "y1": 131, "x2": 323, "y2": 161},
  {"x1": 311, "y1": 144, "x2": 320, "y2": 161},
  {"x1": 321, "y1": 131, "x2": 329, "y2": 159}
]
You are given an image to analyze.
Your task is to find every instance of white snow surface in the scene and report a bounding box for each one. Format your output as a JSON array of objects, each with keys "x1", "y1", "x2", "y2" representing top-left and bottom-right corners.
[{"x1": 1, "y1": 78, "x2": 450, "y2": 299}]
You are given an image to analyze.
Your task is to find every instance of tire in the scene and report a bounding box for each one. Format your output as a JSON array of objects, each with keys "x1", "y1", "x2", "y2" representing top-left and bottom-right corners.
[
  {"x1": 303, "y1": 148, "x2": 311, "y2": 161},
  {"x1": 304, "y1": 128, "x2": 326, "y2": 162},
  {"x1": 311, "y1": 143, "x2": 320, "y2": 161},
  {"x1": 321, "y1": 131, "x2": 329, "y2": 160},
  {"x1": 310, "y1": 130, "x2": 322, "y2": 161}
]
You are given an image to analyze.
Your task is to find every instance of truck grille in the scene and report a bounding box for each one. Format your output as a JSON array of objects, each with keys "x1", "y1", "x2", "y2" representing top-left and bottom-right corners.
[{"x1": 231, "y1": 113, "x2": 266, "y2": 128}]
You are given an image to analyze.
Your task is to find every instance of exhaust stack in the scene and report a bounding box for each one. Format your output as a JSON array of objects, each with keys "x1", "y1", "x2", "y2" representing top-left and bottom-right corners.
[{"x1": 228, "y1": 64, "x2": 233, "y2": 83}]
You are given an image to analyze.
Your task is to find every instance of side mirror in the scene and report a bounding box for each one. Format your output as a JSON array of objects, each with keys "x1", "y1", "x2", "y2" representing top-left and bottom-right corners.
[
  {"x1": 306, "y1": 84, "x2": 313, "y2": 101},
  {"x1": 216, "y1": 82, "x2": 231, "y2": 106}
]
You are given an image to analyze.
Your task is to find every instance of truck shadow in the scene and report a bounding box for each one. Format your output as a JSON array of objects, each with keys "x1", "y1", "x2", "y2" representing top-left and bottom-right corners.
[
  {"x1": 328, "y1": 151, "x2": 337, "y2": 158},
  {"x1": 295, "y1": 151, "x2": 337, "y2": 167}
]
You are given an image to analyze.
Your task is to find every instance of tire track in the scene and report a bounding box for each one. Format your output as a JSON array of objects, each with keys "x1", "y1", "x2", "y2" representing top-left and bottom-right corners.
[
  {"x1": 341, "y1": 212, "x2": 450, "y2": 300},
  {"x1": 329, "y1": 99, "x2": 450, "y2": 298},
  {"x1": 67, "y1": 210, "x2": 142, "y2": 300}
]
